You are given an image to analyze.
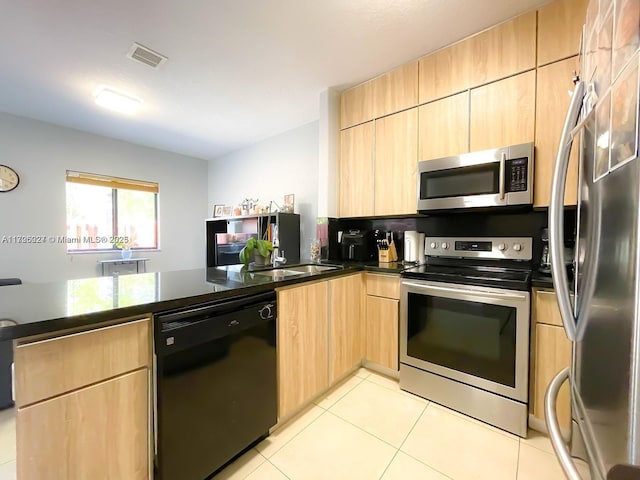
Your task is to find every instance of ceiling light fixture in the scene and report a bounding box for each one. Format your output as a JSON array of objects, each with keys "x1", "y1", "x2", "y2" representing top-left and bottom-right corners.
[{"x1": 94, "y1": 86, "x2": 142, "y2": 115}]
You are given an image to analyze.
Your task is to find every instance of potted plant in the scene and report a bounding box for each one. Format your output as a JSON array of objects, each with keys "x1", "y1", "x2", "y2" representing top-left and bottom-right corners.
[{"x1": 239, "y1": 237, "x2": 274, "y2": 266}]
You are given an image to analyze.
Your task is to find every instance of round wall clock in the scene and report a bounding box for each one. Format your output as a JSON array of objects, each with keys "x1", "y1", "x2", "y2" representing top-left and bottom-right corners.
[{"x1": 0, "y1": 165, "x2": 19, "y2": 192}]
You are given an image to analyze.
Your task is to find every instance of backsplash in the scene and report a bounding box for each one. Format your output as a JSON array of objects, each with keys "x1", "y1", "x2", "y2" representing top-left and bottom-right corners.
[{"x1": 327, "y1": 208, "x2": 577, "y2": 268}]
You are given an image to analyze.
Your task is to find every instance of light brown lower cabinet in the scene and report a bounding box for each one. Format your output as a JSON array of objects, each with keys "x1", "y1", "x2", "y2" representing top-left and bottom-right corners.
[
  {"x1": 13, "y1": 318, "x2": 152, "y2": 480},
  {"x1": 366, "y1": 295, "x2": 399, "y2": 371},
  {"x1": 17, "y1": 368, "x2": 149, "y2": 480},
  {"x1": 277, "y1": 281, "x2": 329, "y2": 419},
  {"x1": 531, "y1": 288, "x2": 572, "y2": 431},
  {"x1": 329, "y1": 274, "x2": 364, "y2": 383}
]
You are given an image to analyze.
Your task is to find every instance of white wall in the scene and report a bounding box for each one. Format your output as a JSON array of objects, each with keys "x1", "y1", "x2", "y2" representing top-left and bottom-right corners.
[
  {"x1": 208, "y1": 121, "x2": 319, "y2": 259},
  {"x1": 0, "y1": 112, "x2": 209, "y2": 283}
]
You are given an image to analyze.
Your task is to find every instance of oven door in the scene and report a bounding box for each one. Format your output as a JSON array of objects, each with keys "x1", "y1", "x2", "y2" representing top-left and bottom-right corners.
[{"x1": 400, "y1": 279, "x2": 530, "y2": 402}]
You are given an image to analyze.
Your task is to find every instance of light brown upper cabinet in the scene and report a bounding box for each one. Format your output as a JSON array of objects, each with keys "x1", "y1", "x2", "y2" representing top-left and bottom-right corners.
[
  {"x1": 341, "y1": 80, "x2": 374, "y2": 129},
  {"x1": 538, "y1": 0, "x2": 589, "y2": 67},
  {"x1": 468, "y1": 11, "x2": 537, "y2": 87},
  {"x1": 470, "y1": 70, "x2": 536, "y2": 151},
  {"x1": 372, "y1": 61, "x2": 419, "y2": 119},
  {"x1": 339, "y1": 122, "x2": 374, "y2": 217},
  {"x1": 374, "y1": 109, "x2": 418, "y2": 215},
  {"x1": 418, "y1": 92, "x2": 469, "y2": 161},
  {"x1": 329, "y1": 274, "x2": 364, "y2": 383},
  {"x1": 535, "y1": 56, "x2": 580, "y2": 207},
  {"x1": 419, "y1": 41, "x2": 471, "y2": 104}
]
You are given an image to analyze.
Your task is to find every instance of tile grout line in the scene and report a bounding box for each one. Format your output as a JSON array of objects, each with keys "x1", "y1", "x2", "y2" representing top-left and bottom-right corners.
[
  {"x1": 260, "y1": 408, "x2": 330, "y2": 461},
  {"x1": 377, "y1": 401, "x2": 431, "y2": 480},
  {"x1": 266, "y1": 459, "x2": 293, "y2": 480},
  {"x1": 397, "y1": 403, "x2": 455, "y2": 480},
  {"x1": 314, "y1": 375, "x2": 366, "y2": 410},
  {"x1": 324, "y1": 410, "x2": 400, "y2": 451},
  {"x1": 515, "y1": 440, "x2": 521, "y2": 480}
]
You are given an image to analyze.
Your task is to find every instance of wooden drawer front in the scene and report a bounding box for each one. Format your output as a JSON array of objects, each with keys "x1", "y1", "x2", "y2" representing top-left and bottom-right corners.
[
  {"x1": 365, "y1": 274, "x2": 400, "y2": 299},
  {"x1": 15, "y1": 318, "x2": 151, "y2": 407},
  {"x1": 17, "y1": 369, "x2": 149, "y2": 480},
  {"x1": 533, "y1": 289, "x2": 563, "y2": 327}
]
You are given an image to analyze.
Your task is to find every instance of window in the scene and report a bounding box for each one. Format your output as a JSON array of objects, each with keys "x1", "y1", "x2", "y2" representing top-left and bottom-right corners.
[{"x1": 66, "y1": 171, "x2": 158, "y2": 251}]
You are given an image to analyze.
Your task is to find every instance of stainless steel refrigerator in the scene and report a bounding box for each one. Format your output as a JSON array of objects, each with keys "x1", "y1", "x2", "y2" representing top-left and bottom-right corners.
[{"x1": 547, "y1": 0, "x2": 640, "y2": 479}]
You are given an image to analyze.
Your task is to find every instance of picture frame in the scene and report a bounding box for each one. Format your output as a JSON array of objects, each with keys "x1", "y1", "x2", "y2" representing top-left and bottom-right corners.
[
  {"x1": 213, "y1": 204, "x2": 225, "y2": 217},
  {"x1": 223, "y1": 206, "x2": 232, "y2": 216},
  {"x1": 283, "y1": 193, "x2": 295, "y2": 213}
]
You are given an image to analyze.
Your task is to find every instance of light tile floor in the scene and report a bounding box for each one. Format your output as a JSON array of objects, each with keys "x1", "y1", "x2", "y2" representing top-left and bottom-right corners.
[
  {"x1": 0, "y1": 368, "x2": 591, "y2": 480},
  {"x1": 0, "y1": 407, "x2": 16, "y2": 480},
  {"x1": 214, "y1": 368, "x2": 592, "y2": 480}
]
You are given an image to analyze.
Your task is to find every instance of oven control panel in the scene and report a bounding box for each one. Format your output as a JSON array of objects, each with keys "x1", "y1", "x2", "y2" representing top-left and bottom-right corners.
[{"x1": 425, "y1": 236, "x2": 532, "y2": 260}]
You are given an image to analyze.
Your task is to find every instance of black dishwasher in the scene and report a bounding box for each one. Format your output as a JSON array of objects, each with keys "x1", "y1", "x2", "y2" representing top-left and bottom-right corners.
[{"x1": 154, "y1": 291, "x2": 277, "y2": 480}]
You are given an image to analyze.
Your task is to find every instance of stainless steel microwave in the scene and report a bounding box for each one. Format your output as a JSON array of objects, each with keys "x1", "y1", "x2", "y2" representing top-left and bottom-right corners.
[{"x1": 417, "y1": 142, "x2": 534, "y2": 212}]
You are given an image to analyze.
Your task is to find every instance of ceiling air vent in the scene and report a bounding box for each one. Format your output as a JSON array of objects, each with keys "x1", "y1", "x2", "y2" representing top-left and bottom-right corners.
[{"x1": 127, "y1": 43, "x2": 167, "y2": 69}]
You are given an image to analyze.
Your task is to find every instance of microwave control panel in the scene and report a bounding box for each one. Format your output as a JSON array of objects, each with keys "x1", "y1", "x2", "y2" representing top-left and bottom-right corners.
[{"x1": 506, "y1": 158, "x2": 528, "y2": 192}]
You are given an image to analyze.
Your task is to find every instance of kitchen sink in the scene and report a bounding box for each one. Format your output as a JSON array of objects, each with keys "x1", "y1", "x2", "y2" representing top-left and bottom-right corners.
[
  {"x1": 252, "y1": 269, "x2": 306, "y2": 279},
  {"x1": 285, "y1": 265, "x2": 341, "y2": 274}
]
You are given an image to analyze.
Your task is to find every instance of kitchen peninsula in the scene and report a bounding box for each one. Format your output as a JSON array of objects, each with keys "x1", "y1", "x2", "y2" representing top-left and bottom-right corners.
[{"x1": 0, "y1": 263, "x2": 404, "y2": 479}]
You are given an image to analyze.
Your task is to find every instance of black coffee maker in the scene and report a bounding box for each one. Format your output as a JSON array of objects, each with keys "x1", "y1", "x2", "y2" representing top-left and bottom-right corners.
[
  {"x1": 539, "y1": 228, "x2": 551, "y2": 274},
  {"x1": 341, "y1": 230, "x2": 370, "y2": 261}
]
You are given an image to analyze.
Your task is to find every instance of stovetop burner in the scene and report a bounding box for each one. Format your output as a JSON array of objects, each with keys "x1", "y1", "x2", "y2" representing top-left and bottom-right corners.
[
  {"x1": 402, "y1": 264, "x2": 531, "y2": 291},
  {"x1": 402, "y1": 236, "x2": 533, "y2": 291}
]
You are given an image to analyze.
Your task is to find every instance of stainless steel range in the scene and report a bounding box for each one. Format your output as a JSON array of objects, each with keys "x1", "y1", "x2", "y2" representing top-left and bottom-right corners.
[{"x1": 400, "y1": 236, "x2": 532, "y2": 437}]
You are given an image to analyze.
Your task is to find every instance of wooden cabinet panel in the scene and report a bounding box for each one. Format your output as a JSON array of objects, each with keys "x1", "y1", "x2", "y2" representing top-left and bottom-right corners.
[
  {"x1": 277, "y1": 281, "x2": 329, "y2": 418},
  {"x1": 341, "y1": 81, "x2": 374, "y2": 129},
  {"x1": 17, "y1": 369, "x2": 149, "y2": 480},
  {"x1": 373, "y1": 61, "x2": 419, "y2": 119},
  {"x1": 366, "y1": 296, "x2": 399, "y2": 371},
  {"x1": 533, "y1": 324, "x2": 572, "y2": 431},
  {"x1": 374, "y1": 109, "x2": 418, "y2": 215},
  {"x1": 533, "y1": 288, "x2": 564, "y2": 327},
  {"x1": 534, "y1": 56, "x2": 580, "y2": 207},
  {"x1": 14, "y1": 318, "x2": 151, "y2": 407},
  {"x1": 538, "y1": 0, "x2": 589, "y2": 66},
  {"x1": 469, "y1": 11, "x2": 537, "y2": 87},
  {"x1": 365, "y1": 274, "x2": 400, "y2": 300},
  {"x1": 329, "y1": 274, "x2": 364, "y2": 383},
  {"x1": 418, "y1": 92, "x2": 469, "y2": 161},
  {"x1": 470, "y1": 71, "x2": 536, "y2": 151},
  {"x1": 419, "y1": 41, "x2": 471, "y2": 104},
  {"x1": 339, "y1": 122, "x2": 374, "y2": 217}
]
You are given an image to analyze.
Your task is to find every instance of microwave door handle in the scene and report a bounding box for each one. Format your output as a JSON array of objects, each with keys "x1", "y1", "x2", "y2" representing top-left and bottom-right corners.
[
  {"x1": 499, "y1": 152, "x2": 506, "y2": 200},
  {"x1": 545, "y1": 368, "x2": 583, "y2": 480},
  {"x1": 403, "y1": 281, "x2": 528, "y2": 301},
  {"x1": 549, "y1": 80, "x2": 584, "y2": 342}
]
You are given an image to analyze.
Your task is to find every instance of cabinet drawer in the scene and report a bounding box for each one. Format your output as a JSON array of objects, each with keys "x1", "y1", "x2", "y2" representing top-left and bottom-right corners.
[
  {"x1": 17, "y1": 369, "x2": 149, "y2": 480},
  {"x1": 533, "y1": 289, "x2": 563, "y2": 327},
  {"x1": 365, "y1": 274, "x2": 400, "y2": 299},
  {"x1": 14, "y1": 318, "x2": 151, "y2": 407}
]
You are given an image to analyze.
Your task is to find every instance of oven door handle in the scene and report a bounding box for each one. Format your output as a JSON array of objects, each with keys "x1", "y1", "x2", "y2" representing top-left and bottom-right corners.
[{"x1": 403, "y1": 281, "x2": 528, "y2": 301}]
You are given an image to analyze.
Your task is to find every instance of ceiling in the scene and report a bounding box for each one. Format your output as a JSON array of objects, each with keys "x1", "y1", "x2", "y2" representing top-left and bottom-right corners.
[{"x1": 0, "y1": 0, "x2": 547, "y2": 161}]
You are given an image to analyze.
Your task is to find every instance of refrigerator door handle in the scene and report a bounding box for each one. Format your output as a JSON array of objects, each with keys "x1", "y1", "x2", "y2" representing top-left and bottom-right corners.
[
  {"x1": 545, "y1": 368, "x2": 584, "y2": 480},
  {"x1": 549, "y1": 80, "x2": 585, "y2": 342}
]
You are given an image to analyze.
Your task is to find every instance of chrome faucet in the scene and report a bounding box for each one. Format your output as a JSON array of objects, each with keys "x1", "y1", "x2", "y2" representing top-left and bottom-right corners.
[{"x1": 272, "y1": 247, "x2": 286, "y2": 267}]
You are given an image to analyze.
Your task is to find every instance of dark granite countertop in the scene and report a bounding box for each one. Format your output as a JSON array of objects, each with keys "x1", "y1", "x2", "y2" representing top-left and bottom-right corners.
[
  {"x1": 0, "y1": 261, "x2": 411, "y2": 341},
  {"x1": 531, "y1": 271, "x2": 554, "y2": 289}
]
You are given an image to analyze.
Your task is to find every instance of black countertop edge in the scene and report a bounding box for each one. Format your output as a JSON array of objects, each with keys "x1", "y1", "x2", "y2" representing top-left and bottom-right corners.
[{"x1": 0, "y1": 262, "x2": 409, "y2": 342}]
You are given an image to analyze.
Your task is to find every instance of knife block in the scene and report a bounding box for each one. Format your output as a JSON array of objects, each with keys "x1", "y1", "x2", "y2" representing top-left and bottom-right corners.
[{"x1": 378, "y1": 240, "x2": 398, "y2": 263}]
